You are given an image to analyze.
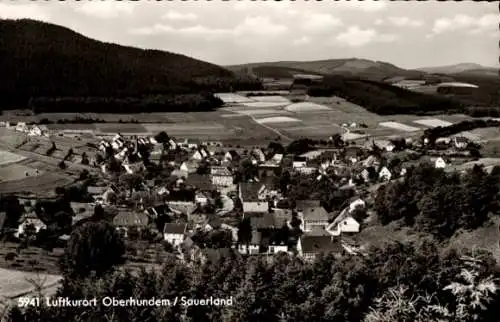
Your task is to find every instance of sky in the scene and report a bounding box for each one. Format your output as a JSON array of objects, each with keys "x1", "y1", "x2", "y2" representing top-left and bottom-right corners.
[{"x1": 0, "y1": 1, "x2": 498, "y2": 69}]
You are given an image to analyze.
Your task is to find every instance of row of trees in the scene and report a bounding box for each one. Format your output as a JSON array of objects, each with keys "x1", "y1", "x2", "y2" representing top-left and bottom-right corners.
[
  {"x1": 307, "y1": 75, "x2": 465, "y2": 115},
  {"x1": 8, "y1": 221, "x2": 500, "y2": 322},
  {"x1": 423, "y1": 119, "x2": 500, "y2": 145}
]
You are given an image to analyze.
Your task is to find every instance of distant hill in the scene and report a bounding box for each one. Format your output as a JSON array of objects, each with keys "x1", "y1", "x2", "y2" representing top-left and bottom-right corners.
[
  {"x1": 417, "y1": 63, "x2": 498, "y2": 76},
  {"x1": 0, "y1": 19, "x2": 261, "y2": 112},
  {"x1": 227, "y1": 58, "x2": 426, "y2": 81}
]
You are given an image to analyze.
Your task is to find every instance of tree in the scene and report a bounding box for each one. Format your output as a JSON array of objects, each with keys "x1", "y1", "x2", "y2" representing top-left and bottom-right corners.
[
  {"x1": 154, "y1": 131, "x2": 170, "y2": 144},
  {"x1": 58, "y1": 160, "x2": 67, "y2": 170},
  {"x1": 79, "y1": 169, "x2": 89, "y2": 180},
  {"x1": 60, "y1": 221, "x2": 125, "y2": 278},
  {"x1": 237, "y1": 217, "x2": 252, "y2": 247},
  {"x1": 81, "y1": 152, "x2": 89, "y2": 165}
]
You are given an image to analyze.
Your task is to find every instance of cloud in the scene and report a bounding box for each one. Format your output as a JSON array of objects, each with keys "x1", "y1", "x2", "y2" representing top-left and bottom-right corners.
[
  {"x1": 130, "y1": 16, "x2": 286, "y2": 39},
  {"x1": 162, "y1": 10, "x2": 197, "y2": 22},
  {"x1": 0, "y1": 3, "x2": 50, "y2": 21},
  {"x1": 301, "y1": 13, "x2": 343, "y2": 33},
  {"x1": 337, "y1": 1, "x2": 388, "y2": 12},
  {"x1": 431, "y1": 13, "x2": 499, "y2": 35},
  {"x1": 378, "y1": 17, "x2": 424, "y2": 27},
  {"x1": 293, "y1": 36, "x2": 311, "y2": 46},
  {"x1": 335, "y1": 26, "x2": 397, "y2": 47},
  {"x1": 76, "y1": 2, "x2": 134, "y2": 19}
]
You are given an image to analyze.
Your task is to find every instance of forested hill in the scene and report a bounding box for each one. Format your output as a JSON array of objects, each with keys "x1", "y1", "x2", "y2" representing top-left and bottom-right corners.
[{"x1": 0, "y1": 19, "x2": 261, "y2": 112}]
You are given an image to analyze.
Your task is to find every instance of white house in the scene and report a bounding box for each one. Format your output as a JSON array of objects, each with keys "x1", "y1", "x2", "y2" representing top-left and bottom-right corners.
[
  {"x1": 15, "y1": 122, "x2": 28, "y2": 133},
  {"x1": 28, "y1": 125, "x2": 43, "y2": 137},
  {"x1": 379, "y1": 166, "x2": 392, "y2": 181},
  {"x1": 435, "y1": 157, "x2": 446, "y2": 169},
  {"x1": 239, "y1": 183, "x2": 269, "y2": 213},
  {"x1": 385, "y1": 143, "x2": 396, "y2": 152},
  {"x1": 195, "y1": 192, "x2": 208, "y2": 206},
  {"x1": 327, "y1": 216, "x2": 360, "y2": 236},
  {"x1": 191, "y1": 148, "x2": 208, "y2": 161},
  {"x1": 268, "y1": 243, "x2": 289, "y2": 254},
  {"x1": 292, "y1": 157, "x2": 307, "y2": 169},
  {"x1": 454, "y1": 136, "x2": 468, "y2": 149},
  {"x1": 400, "y1": 168, "x2": 407, "y2": 176},
  {"x1": 210, "y1": 167, "x2": 233, "y2": 187},
  {"x1": 349, "y1": 199, "x2": 366, "y2": 212},
  {"x1": 163, "y1": 223, "x2": 187, "y2": 247},
  {"x1": 180, "y1": 161, "x2": 199, "y2": 174},
  {"x1": 15, "y1": 214, "x2": 47, "y2": 238},
  {"x1": 123, "y1": 162, "x2": 144, "y2": 174}
]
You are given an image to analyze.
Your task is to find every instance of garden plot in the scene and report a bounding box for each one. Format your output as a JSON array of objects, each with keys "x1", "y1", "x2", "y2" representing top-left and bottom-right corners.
[
  {"x1": 285, "y1": 102, "x2": 331, "y2": 112},
  {"x1": 240, "y1": 102, "x2": 289, "y2": 108},
  {"x1": 95, "y1": 123, "x2": 148, "y2": 133},
  {"x1": 236, "y1": 109, "x2": 292, "y2": 116},
  {"x1": 250, "y1": 96, "x2": 291, "y2": 104},
  {"x1": 255, "y1": 116, "x2": 302, "y2": 124},
  {"x1": 413, "y1": 118, "x2": 453, "y2": 128},
  {"x1": 0, "y1": 164, "x2": 44, "y2": 182},
  {"x1": 0, "y1": 172, "x2": 73, "y2": 195},
  {"x1": 342, "y1": 132, "x2": 367, "y2": 141},
  {"x1": 215, "y1": 93, "x2": 255, "y2": 104},
  {"x1": 0, "y1": 150, "x2": 26, "y2": 166},
  {"x1": 379, "y1": 121, "x2": 420, "y2": 132}
]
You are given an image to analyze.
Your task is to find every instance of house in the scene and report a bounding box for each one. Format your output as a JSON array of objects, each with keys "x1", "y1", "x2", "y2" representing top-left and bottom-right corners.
[
  {"x1": 112, "y1": 211, "x2": 149, "y2": 238},
  {"x1": 378, "y1": 166, "x2": 392, "y2": 181},
  {"x1": 297, "y1": 235, "x2": 343, "y2": 262},
  {"x1": 224, "y1": 150, "x2": 240, "y2": 162},
  {"x1": 180, "y1": 160, "x2": 199, "y2": 174},
  {"x1": 15, "y1": 213, "x2": 47, "y2": 238},
  {"x1": 178, "y1": 138, "x2": 199, "y2": 149},
  {"x1": 111, "y1": 134, "x2": 125, "y2": 150},
  {"x1": 268, "y1": 153, "x2": 283, "y2": 165},
  {"x1": 163, "y1": 223, "x2": 187, "y2": 246},
  {"x1": 28, "y1": 125, "x2": 43, "y2": 137},
  {"x1": 454, "y1": 136, "x2": 469, "y2": 149},
  {"x1": 435, "y1": 157, "x2": 446, "y2": 169},
  {"x1": 239, "y1": 183, "x2": 270, "y2": 213},
  {"x1": 252, "y1": 148, "x2": 267, "y2": 163},
  {"x1": 183, "y1": 174, "x2": 215, "y2": 192},
  {"x1": 15, "y1": 122, "x2": 28, "y2": 133},
  {"x1": 145, "y1": 204, "x2": 172, "y2": 218},
  {"x1": 191, "y1": 147, "x2": 209, "y2": 161},
  {"x1": 326, "y1": 206, "x2": 361, "y2": 236},
  {"x1": 292, "y1": 156, "x2": 307, "y2": 169},
  {"x1": 195, "y1": 192, "x2": 209, "y2": 206},
  {"x1": 210, "y1": 166, "x2": 233, "y2": 187},
  {"x1": 238, "y1": 230, "x2": 261, "y2": 255},
  {"x1": 122, "y1": 162, "x2": 144, "y2": 174},
  {"x1": 300, "y1": 206, "x2": 329, "y2": 232},
  {"x1": 296, "y1": 166, "x2": 316, "y2": 175},
  {"x1": 300, "y1": 150, "x2": 325, "y2": 160}
]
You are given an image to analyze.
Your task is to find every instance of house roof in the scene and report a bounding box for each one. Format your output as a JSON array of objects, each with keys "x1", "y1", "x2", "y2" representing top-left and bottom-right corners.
[
  {"x1": 272, "y1": 209, "x2": 293, "y2": 227},
  {"x1": 183, "y1": 174, "x2": 215, "y2": 191},
  {"x1": 249, "y1": 212, "x2": 277, "y2": 230},
  {"x1": 210, "y1": 166, "x2": 232, "y2": 176},
  {"x1": 302, "y1": 206, "x2": 329, "y2": 222},
  {"x1": 112, "y1": 211, "x2": 149, "y2": 227},
  {"x1": 87, "y1": 186, "x2": 107, "y2": 195},
  {"x1": 240, "y1": 182, "x2": 265, "y2": 202},
  {"x1": 168, "y1": 202, "x2": 197, "y2": 216},
  {"x1": 301, "y1": 235, "x2": 343, "y2": 254},
  {"x1": 163, "y1": 223, "x2": 187, "y2": 234}
]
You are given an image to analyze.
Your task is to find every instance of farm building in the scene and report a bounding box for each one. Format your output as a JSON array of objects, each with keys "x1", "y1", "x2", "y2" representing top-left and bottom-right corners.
[{"x1": 163, "y1": 223, "x2": 187, "y2": 247}]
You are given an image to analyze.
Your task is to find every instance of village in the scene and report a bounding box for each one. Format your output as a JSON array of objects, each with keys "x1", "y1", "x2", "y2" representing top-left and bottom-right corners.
[{"x1": 0, "y1": 117, "x2": 486, "y2": 269}]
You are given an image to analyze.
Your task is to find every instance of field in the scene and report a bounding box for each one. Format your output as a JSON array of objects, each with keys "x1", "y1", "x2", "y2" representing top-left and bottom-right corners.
[
  {"x1": 0, "y1": 172, "x2": 73, "y2": 196},
  {"x1": 0, "y1": 92, "x2": 484, "y2": 146},
  {"x1": 379, "y1": 121, "x2": 421, "y2": 132},
  {"x1": 0, "y1": 150, "x2": 25, "y2": 166},
  {"x1": 0, "y1": 164, "x2": 44, "y2": 182},
  {"x1": 413, "y1": 118, "x2": 453, "y2": 128}
]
